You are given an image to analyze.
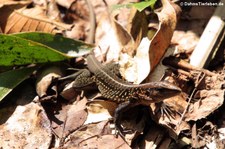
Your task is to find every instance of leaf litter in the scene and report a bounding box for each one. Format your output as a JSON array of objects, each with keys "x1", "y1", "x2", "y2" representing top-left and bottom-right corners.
[{"x1": 0, "y1": 0, "x2": 224, "y2": 148}]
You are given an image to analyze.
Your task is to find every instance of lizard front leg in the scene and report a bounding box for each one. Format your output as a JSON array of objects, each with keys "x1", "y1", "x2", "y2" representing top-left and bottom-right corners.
[
  {"x1": 72, "y1": 69, "x2": 95, "y2": 89},
  {"x1": 59, "y1": 69, "x2": 96, "y2": 90},
  {"x1": 114, "y1": 99, "x2": 139, "y2": 137}
]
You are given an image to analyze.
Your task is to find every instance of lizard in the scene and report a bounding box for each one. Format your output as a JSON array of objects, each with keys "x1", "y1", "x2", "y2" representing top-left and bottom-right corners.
[
  {"x1": 64, "y1": 0, "x2": 181, "y2": 135},
  {"x1": 67, "y1": 53, "x2": 181, "y2": 135}
]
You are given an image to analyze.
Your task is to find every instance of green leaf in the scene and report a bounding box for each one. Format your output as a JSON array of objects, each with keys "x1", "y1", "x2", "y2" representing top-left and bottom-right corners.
[
  {"x1": 111, "y1": 0, "x2": 157, "y2": 12},
  {"x1": 0, "y1": 33, "x2": 94, "y2": 66},
  {"x1": 13, "y1": 32, "x2": 94, "y2": 57},
  {"x1": 133, "y1": 0, "x2": 157, "y2": 11},
  {"x1": 0, "y1": 67, "x2": 37, "y2": 102},
  {"x1": 0, "y1": 34, "x2": 69, "y2": 66}
]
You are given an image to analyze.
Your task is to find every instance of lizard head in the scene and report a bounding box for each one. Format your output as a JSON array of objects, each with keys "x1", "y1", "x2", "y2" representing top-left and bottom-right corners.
[{"x1": 141, "y1": 81, "x2": 181, "y2": 103}]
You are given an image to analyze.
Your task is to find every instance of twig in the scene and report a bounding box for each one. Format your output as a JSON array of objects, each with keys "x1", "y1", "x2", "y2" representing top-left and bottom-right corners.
[
  {"x1": 85, "y1": 0, "x2": 96, "y2": 44},
  {"x1": 177, "y1": 88, "x2": 196, "y2": 126},
  {"x1": 163, "y1": 56, "x2": 216, "y2": 76}
]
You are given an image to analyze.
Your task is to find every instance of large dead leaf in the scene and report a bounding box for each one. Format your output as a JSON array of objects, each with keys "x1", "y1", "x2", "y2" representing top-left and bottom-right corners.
[
  {"x1": 113, "y1": 17, "x2": 134, "y2": 49},
  {"x1": 0, "y1": 5, "x2": 72, "y2": 34},
  {"x1": 148, "y1": 0, "x2": 180, "y2": 71},
  {"x1": 0, "y1": 103, "x2": 52, "y2": 149},
  {"x1": 119, "y1": 0, "x2": 181, "y2": 83},
  {"x1": 0, "y1": 81, "x2": 52, "y2": 148}
]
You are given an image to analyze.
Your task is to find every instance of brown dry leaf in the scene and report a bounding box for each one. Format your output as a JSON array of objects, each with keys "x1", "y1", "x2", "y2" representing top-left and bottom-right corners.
[
  {"x1": 0, "y1": 4, "x2": 72, "y2": 34},
  {"x1": 46, "y1": 97, "x2": 88, "y2": 139},
  {"x1": 63, "y1": 98, "x2": 88, "y2": 137},
  {"x1": 0, "y1": 1, "x2": 31, "y2": 32},
  {"x1": 0, "y1": 102, "x2": 52, "y2": 148},
  {"x1": 95, "y1": 14, "x2": 133, "y2": 61},
  {"x1": 64, "y1": 121, "x2": 130, "y2": 148},
  {"x1": 85, "y1": 100, "x2": 117, "y2": 124},
  {"x1": 113, "y1": 17, "x2": 134, "y2": 50},
  {"x1": 94, "y1": 2, "x2": 135, "y2": 61},
  {"x1": 126, "y1": 9, "x2": 151, "y2": 83},
  {"x1": 185, "y1": 89, "x2": 224, "y2": 121}
]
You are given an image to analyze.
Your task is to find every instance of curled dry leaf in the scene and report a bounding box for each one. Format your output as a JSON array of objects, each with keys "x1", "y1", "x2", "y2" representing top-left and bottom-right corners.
[
  {"x1": 119, "y1": 0, "x2": 181, "y2": 83},
  {"x1": 85, "y1": 100, "x2": 117, "y2": 124},
  {"x1": 0, "y1": 4, "x2": 72, "y2": 34},
  {"x1": 36, "y1": 64, "x2": 65, "y2": 100},
  {"x1": 113, "y1": 17, "x2": 134, "y2": 49},
  {"x1": 147, "y1": 0, "x2": 181, "y2": 78},
  {"x1": 96, "y1": 14, "x2": 133, "y2": 61}
]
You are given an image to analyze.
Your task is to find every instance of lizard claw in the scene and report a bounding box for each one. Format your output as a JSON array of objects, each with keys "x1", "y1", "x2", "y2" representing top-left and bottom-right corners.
[
  {"x1": 160, "y1": 102, "x2": 176, "y2": 120},
  {"x1": 114, "y1": 119, "x2": 125, "y2": 138}
]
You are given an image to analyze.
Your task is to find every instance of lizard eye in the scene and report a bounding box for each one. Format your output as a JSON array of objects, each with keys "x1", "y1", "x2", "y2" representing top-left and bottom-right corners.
[{"x1": 146, "y1": 89, "x2": 161, "y2": 96}]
